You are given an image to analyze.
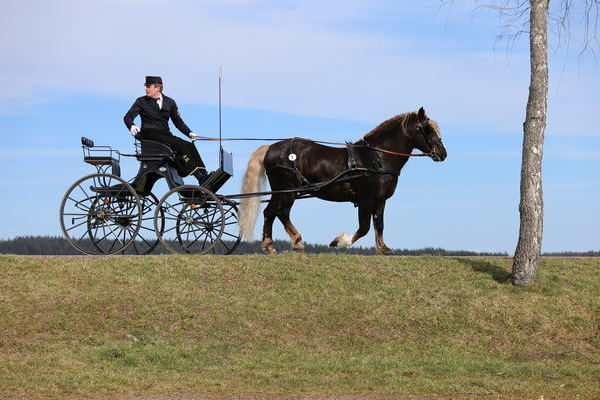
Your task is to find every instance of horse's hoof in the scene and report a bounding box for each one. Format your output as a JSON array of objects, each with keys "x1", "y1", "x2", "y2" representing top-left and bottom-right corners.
[
  {"x1": 330, "y1": 233, "x2": 353, "y2": 248},
  {"x1": 376, "y1": 247, "x2": 394, "y2": 256},
  {"x1": 262, "y1": 245, "x2": 277, "y2": 254},
  {"x1": 292, "y1": 245, "x2": 305, "y2": 253}
]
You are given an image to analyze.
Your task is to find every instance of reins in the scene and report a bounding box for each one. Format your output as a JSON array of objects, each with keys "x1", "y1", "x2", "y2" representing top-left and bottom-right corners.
[{"x1": 191, "y1": 135, "x2": 431, "y2": 157}]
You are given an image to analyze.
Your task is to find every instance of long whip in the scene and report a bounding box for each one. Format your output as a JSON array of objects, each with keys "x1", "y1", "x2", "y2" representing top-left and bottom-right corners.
[{"x1": 218, "y1": 66, "x2": 223, "y2": 164}]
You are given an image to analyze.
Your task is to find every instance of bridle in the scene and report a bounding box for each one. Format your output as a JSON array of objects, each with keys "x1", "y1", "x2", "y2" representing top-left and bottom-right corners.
[{"x1": 415, "y1": 121, "x2": 443, "y2": 160}]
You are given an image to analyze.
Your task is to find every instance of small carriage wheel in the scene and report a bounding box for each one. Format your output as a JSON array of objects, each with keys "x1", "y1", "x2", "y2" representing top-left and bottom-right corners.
[
  {"x1": 59, "y1": 173, "x2": 142, "y2": 255},
  {"x1": 154, "y1": 185, "x2": 225, "y2": 255},
  {"x1": 213, "y1": 199, "x2": 242, "y2": 255},
  {"x1": 128, "y1": 192, "x2": 164, "y2": 255}
]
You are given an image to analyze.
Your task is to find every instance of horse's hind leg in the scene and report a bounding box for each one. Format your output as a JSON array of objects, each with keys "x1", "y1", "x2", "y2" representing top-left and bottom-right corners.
[
  {"x1": 261, "y1": 197, "x2": 278, "y2": 254},
  {"x1": 330, "y1": 202, "x2": 372, "y2": 248},
  {"x1": 276, "y1": 193, "x2": 304, "y2": 252},
  {"x1": 373, "y1": 200, "x2": 393, "y2": 255}
]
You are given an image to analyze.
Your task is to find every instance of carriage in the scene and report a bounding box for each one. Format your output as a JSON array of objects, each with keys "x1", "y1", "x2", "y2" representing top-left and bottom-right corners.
[
  {"x1": 59, "y1": 137, "x2": 241, "y2": 255},
  {"x1": 60, "y1": 108, "x2": 447, "y2": 256}
]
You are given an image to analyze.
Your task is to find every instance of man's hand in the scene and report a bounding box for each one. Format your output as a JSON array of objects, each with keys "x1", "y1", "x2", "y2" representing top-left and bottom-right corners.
[
  {"x1": 130, "y1": 125, "x2": 140, "y2": 137},
  {"x1": 189, "y1": 132, "x2": 201, "y2": 140}
]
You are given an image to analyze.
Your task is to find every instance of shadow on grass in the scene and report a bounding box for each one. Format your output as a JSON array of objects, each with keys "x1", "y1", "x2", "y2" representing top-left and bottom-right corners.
[{"x1": 451, "y1": 257, "x2": 512, "y2": 283}]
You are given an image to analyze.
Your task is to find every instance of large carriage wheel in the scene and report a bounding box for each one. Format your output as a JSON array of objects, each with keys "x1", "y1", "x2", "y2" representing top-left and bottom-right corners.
[
  {"x1": 128, "y1": 193, "x2": 164, "y2": 255},
  {"x1": 59, "y1": 173, "x2": 142, "y2": 255},
  {"x1": 212, "y1": 199, "x2": 241, "y2": 255},
  {"x1": 154, "y1": 185, "x2": 225, "y2": 254}
]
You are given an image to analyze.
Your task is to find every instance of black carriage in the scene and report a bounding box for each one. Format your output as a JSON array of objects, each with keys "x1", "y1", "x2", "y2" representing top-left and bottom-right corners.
[{"x1": 59, "y1": 137, "x2": 241, "y2": 255}]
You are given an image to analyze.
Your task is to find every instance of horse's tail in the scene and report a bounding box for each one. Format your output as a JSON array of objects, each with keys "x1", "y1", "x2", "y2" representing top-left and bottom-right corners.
[{"x1": 238, "y1": 145, "x2": 269, "y2": 241}]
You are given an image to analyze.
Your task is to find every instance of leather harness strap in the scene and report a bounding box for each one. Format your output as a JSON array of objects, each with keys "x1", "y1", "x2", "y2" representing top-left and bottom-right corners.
[
  {"x1": 287, "y1": 137, "x2": 313, "y2": 187},
  {"x1": 346, "y1": 142, "x2": 358, "y2": 169}
]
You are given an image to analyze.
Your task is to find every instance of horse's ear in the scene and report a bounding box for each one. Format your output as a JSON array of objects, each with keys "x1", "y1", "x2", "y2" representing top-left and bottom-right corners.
[{"x1": 417, "y1": 107, "x2": 427, "y2": 122}]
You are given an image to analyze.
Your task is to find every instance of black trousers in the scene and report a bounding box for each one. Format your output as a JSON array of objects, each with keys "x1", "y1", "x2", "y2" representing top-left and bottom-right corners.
[{"x1": 139, "y1": 129, "x2": 205, "y2": 177}]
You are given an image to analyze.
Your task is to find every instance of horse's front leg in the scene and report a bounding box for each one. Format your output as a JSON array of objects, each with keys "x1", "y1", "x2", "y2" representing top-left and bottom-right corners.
[
  {"x1": 330, "y1": 202, "x2": 372, "y2": 248},
  {"x1": 373, "y1": 200, "x2": 393, "y2": 255}
]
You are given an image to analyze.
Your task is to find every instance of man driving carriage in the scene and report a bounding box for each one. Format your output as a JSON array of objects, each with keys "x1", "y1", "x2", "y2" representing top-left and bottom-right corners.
[{"x1": 124, "y1": 76, "x2": 208, "y2": 185}]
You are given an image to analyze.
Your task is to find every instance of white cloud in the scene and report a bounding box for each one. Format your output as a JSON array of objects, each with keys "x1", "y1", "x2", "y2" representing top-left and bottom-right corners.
[{"x1": 0, "y1": 0, "x2": 598, "y2": 137}]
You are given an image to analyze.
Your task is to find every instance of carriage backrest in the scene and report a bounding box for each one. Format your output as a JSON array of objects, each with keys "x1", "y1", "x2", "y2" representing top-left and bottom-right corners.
[{"x1": 135, "y1": 140, "x2": 176, "y2": 162}]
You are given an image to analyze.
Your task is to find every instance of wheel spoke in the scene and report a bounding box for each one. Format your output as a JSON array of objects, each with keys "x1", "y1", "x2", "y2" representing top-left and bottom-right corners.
[
  {"x1": 163, "y1": 216, "x2": 186, "y2": 222},
  {"x1": 131, "y1": 238, "x2": 140, "y2": 254},
  {"x1": 139, "y1": 225, "x2": 155, "y2": 233},
  {"x1": 67, "y1": 196, "x2": 94, "y2": 213},
  {"x1": 76, "y1": 184, "x2": 92, "y2": 201},
  {"x1": 92, "y1": 226, "x2": 113, "y2": 253},
  {"x1": 163, "y1": 224, "x2": 179, "y2": 235},
  {"x1": 106, "y1": 236, "x2": 118, "y2": 253},
  {"x1": 75, "y1": 229, "x2": 89, "y2": 246},
  {"x1": 62, "y1": 213, "x2": 93, "y2": 216},
  {"x1": 219, "y1": 240, "x2": 232, "y2": 252},
  {"x1": 181, "y1": 224, "x2": 209, "y2": 236},
  {"x1": 104, "y1": 223, "x2": 125, "y2": 247},
  {"x1": 65, "y1": 217, "x2": 93, "y2": 233},
  {"x1": 138, "y1": 235, "x2": 154, "y2": 248},
  {"x1": 221, "y1": 231, "x2": 239, "y2": 239},
  {"x1": 186, "y1": 230, "x2": 207, "y2": 251}
]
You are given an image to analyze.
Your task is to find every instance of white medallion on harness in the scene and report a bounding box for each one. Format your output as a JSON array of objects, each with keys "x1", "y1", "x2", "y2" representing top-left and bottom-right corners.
[{"x1": 288, "y1": 153, "x2": 297, "y2": 161}]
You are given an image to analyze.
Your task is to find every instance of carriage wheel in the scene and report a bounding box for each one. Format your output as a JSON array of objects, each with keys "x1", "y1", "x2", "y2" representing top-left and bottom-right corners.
[
  {"x1": 212, "y1": 199, "x2": 241, "y2": 255},
  {"x1": 59, "y1": 173, "x2": 142, "y2": 255},
  {"x1": 154, "y1": 185, "x2": 225, "y2": 254},
  {"x1": 128, "y1": 193, "x2": 163, "y2": 255}
]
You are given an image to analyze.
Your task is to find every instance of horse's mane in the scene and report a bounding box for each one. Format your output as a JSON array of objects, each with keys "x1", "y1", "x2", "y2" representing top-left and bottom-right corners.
[{"x1": 363, "y1": 112, "x2": 417, "y2": 140}]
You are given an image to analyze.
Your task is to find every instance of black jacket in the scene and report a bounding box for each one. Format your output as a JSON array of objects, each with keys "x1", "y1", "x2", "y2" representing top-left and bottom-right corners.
[{"x1": 124, "y1": 95, "x2": 192, "y2": 136}]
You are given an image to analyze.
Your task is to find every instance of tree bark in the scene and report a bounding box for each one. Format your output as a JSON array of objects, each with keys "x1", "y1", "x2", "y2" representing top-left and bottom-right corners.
[{"x1": 512, "y1": 0, "x2": 549, "y2": 286}]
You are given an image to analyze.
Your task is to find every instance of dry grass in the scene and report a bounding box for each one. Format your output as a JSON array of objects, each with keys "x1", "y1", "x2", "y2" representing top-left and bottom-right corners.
[{"x1": 0, "y1": 254, "x2": 598, "y2": 399}]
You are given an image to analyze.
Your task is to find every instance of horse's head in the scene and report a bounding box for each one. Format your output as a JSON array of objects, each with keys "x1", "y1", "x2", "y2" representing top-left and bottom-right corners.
[{"x1": 412, "y1": 107, "x2": 447, "y2": 162}]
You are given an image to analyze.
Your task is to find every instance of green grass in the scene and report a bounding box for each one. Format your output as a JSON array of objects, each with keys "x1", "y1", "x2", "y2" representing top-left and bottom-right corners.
[{"x1": 0, "y1": 254, "x2": 598, "y2": 399}]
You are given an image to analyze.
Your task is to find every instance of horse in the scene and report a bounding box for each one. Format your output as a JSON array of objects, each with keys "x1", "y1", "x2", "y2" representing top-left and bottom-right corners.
[{"x1": 238, "y1": 107, "x2": 447, "y2": 255}]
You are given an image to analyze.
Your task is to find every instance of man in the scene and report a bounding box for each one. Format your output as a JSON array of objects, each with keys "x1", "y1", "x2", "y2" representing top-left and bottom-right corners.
[{"x1": 124, "y1": 76, "x2": 208, "y2": 184}]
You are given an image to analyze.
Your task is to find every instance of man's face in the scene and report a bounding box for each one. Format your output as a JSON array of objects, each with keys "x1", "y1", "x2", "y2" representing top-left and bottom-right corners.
[{"x1": 145, "y1": 84, "x2": 161, "y2": 98}]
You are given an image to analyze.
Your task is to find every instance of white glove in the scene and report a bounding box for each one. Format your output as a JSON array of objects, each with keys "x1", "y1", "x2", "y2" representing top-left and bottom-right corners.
[
  {"x1": 130, "y1": 125, "x2": 140, "y2": 137},
  {"x1": 189, "y1": 132, "x2": 200, "y2": 140}
]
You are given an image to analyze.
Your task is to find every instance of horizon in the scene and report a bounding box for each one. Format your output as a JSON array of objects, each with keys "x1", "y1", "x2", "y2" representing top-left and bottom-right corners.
[{"x1": 3, "y1": 234, "x2": 600, "y2": 256}]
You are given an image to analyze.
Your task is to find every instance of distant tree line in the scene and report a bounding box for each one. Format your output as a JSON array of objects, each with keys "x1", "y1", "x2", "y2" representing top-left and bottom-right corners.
[{"x1": 1, "y1": 235, "x2": 595, "y2": 257}]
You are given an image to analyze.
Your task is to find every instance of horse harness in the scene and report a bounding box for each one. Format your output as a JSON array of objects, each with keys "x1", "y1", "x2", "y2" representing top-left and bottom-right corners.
[{"x1": 271, "y1": 137, "x2": 400, "y2": 205}]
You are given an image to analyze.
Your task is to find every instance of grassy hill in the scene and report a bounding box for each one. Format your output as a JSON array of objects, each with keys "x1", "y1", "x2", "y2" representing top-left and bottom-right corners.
[{"x1": 0, "y1": 254, "x2": 598, "y2": 399}]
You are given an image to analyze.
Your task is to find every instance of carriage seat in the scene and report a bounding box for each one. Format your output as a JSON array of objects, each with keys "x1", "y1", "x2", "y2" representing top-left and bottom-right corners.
[
  {"x1": 83, "y1": 156, "x2": 119, "y2": 166},
  {"x1": 81, "y1": 137, "x2": 119, "y2": 165},
  {"x1": 81, "y1": 137, "x2": 121, "y2": 176},
  {"x1": 135, "y1": 140, "x2": 176, "y2": 162}
]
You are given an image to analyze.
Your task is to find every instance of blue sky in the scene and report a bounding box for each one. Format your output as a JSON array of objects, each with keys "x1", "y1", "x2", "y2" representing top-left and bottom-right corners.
[{"x1": 0, "y1": 0, "x2": 598, "y2": 253}]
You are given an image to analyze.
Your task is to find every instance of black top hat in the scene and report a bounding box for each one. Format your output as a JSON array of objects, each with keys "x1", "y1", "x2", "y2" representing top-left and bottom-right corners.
[{"x1": 145, "y1": 76, "x2": 163, "y2": 85}]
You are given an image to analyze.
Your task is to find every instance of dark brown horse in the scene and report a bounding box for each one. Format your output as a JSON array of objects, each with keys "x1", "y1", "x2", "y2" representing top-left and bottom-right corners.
[{"x1": 238, "y1": 107, "x2": 447, "y2": 254}]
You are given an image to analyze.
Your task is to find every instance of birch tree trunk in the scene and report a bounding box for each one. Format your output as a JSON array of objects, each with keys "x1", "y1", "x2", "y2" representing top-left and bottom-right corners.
[{"x1": 512, "y1": 0, "x2": 549, "y2": 286}]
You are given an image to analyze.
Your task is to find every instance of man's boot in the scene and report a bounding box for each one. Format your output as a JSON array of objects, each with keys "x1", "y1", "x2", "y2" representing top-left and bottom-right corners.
[{"x1": 192, "y1": 168, "x2": 208, "y2": 186}]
